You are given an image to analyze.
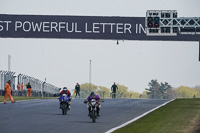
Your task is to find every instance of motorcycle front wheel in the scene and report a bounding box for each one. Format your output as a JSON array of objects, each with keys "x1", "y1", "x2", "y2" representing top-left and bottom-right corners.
[{"x1": 62, "y1": 103, "x2": 68, "y2": 115}]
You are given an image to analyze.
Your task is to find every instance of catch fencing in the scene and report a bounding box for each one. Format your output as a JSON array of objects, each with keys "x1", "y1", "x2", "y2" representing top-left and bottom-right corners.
[
  {"x1": 0, "y1": 70, "x2": 60, "y2": 97},
  {"x1": 0, "y1": 70, "x2": 16, "y2": 96}
]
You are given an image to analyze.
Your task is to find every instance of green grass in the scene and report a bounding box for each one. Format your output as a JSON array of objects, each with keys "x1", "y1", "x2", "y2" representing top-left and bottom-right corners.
[
  {"x1": 0, "y1": 96, "x2": 58, "y2": 102},
  {"x1": 114, "y1": 99, "x2": 200, "y2": 133}
]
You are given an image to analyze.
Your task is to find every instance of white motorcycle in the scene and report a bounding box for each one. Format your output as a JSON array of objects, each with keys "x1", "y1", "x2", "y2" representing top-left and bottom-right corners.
[{"x1": 84, "y1": 99, "x2": 104, "y2": 122}]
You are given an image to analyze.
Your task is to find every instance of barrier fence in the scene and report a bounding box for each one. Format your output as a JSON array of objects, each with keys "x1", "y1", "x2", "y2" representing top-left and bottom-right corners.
[{"x1": 0, "y1": 70, "x2": 60, "y2": 97}]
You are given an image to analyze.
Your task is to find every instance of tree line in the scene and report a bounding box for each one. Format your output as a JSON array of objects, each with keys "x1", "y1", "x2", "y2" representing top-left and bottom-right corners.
[
  {"x1": 144, "y1": 79, "x2": 200, "y2": 99},
  {"x1": 75, "y1": 80, "x2": 200, "y2": 99},
  {"x1": 74, "y1": 83, "x2": 141, "y2": 99}
]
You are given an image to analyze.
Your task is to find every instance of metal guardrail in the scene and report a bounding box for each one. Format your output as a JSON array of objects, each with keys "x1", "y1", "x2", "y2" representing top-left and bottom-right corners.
[{"x1": 0, "y1": 70, "x2": 60, "y2": 97}]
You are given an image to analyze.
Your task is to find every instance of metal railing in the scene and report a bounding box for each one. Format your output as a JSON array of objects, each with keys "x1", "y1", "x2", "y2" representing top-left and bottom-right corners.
[
  {"x1": 0, "y1": 70, "x2": 16, "y2": 95},
  {"x1": 0, "y1": 70, "x2": 60, "y2": 97}
]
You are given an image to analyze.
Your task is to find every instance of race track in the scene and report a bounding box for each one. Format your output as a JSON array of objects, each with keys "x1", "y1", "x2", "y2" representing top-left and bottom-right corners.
[{"x1": 0, "y1": 98, "x2": 171, "y2": 133}]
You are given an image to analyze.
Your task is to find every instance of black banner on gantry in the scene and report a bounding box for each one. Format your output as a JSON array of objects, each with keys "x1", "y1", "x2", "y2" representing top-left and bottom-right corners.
[{"x1": 0, "y1": 14, "x2": 199, "y2": 41}]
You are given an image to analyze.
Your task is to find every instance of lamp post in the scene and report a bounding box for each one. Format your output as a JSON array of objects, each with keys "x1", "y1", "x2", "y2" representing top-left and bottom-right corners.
[{"x1": 8, "y1": 55, "x2": 11, "y2": 71}]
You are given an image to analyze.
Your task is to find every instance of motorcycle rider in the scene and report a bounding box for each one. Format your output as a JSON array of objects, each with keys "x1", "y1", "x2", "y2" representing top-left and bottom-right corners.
[
  {"x1": 59, "y1": 87, "x2": 71, "y2": 109},
  {"x1": 86, "y1": 92, "x2": 101, "y2": 117}
]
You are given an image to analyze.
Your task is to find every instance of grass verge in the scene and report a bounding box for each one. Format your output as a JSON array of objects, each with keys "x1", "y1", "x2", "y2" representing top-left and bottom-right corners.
[
  {"x1": 0, "y1": 96, "x2": 58, "y2": 102},
  {"x1": 114, "y1": 99, "x2": 200, "y2": 133}
]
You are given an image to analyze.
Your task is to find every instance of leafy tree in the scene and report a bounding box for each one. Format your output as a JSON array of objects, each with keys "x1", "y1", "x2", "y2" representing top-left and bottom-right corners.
[
  {"x1": 141, "y1": 91, "x2": 149, "y2": 98},
  {"x1": 79, "y1": 83, "x2": 110, "y2": 98},
  {"x1": 117, "y1": 84, "x2": 140, "y2": 98},
  {"x1": 175, "y1": 86, "x2": 200, "y2": 98},
  {"x1": 146, "y1": 79, "x2": 160, "y2": 99},
  {"x1": 79, "y1": 83, "x2": 98, "y2": 98},
  {"x1": 78, "y1": 83, "x2": 142, "y2": 99},
  {"x1": 128, "y1": 90, "x2": 141, "y2": 99},
  {"x1": 96, "y1": 86, "x2": 110, "y2": 98},
  {"x1": 145, "y1": 81, "x2": 200, "y2": 99},
  {"x1": 160, "y1": 82, "x2": 172, "y2": 99},
  {"x1": 117, "y1": 84, "x2": 129, "y2": 98},
  {"x1": 146, "y1": 80, "x2": 173, "y2": 99}
]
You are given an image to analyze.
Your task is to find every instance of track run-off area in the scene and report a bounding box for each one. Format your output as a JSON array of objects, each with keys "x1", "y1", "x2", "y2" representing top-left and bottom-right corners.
[{"x1": 0, "y1": 98, "x2": 171, "y2": 133}]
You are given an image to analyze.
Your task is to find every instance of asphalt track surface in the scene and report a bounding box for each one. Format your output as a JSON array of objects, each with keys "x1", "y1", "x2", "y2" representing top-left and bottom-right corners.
[{"x1": 0, "y1": 98, "x2": 170, "y2": 133}]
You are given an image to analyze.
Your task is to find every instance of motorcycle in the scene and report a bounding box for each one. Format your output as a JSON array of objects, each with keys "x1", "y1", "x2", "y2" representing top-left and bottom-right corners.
[
  {"x1": 59, "y1": 94, "x2": 70, "y2": 115},
  {"x1": 84, "y1": 99, "x2": 104, "y2": 122}
]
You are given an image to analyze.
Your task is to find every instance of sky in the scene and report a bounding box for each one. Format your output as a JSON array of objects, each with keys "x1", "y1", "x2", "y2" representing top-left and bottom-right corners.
[{"x1": 0, "y1": 0, "x2": 200, "y2": 93}]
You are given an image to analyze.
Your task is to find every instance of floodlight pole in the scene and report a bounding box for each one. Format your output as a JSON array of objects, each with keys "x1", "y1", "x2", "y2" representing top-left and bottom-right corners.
[
  {"x1": 89, "y1": 60, "x2": 92, "y2": 90},
  {"x1": 8, "y1": 55, "x2": 11, "y2": 71}
]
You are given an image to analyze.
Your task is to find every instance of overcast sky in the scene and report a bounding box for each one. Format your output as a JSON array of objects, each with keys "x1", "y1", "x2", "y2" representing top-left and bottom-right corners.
[{"x1": 0, "y1": 0, "x2": 200, "y2": 93}]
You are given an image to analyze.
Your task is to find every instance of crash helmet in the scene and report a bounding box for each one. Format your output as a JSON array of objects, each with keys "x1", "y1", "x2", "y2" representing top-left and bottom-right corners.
[
  {"x1": 63, "y1": 87, "x2": 68, "y2": 90},
  {"x1": 90, "y1": 92, "x2": 96, "y2": 98}
]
